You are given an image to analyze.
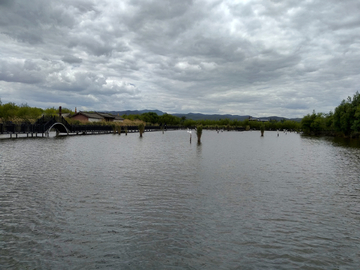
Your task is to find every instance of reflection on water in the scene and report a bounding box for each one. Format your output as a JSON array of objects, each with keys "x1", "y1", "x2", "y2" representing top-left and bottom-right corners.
[
  {"x1": 1, "y1": 130, "x2": 360, "y2": 269},
  {"x1": 302, "y1": 133, "x2": 360, "y2": 148}
]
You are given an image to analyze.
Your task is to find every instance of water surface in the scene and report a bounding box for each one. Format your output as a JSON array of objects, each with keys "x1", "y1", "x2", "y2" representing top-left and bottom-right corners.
[{"x1": 1, "y1": 131, "x2": 359, "y2": 269}]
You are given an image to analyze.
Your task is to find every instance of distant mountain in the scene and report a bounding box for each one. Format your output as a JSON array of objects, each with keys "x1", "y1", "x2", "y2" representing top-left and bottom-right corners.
[
  {"x1": 104, "y1": 109, "x2": 165, "y2": 116},
  {"x1": 172, "y1": 113, "x2": 302, "y2": 122},
  {"x1": 172, "y1": 113, "x2": 251, "y2": 121},
  {"x1": 103, "y1": 110, "x2": 301, "y2": 122},
  {"x1": 253, "y1": 116, "x2": 302, "y2": 122}
]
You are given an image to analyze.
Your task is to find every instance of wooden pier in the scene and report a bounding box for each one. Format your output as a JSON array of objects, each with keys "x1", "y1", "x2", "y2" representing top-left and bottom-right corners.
[{"x1": 0, "y1": 116, "x2": 184, "y2": 140}]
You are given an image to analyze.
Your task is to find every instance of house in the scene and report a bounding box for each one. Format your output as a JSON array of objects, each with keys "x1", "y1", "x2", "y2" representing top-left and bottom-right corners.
[
  {"x1": 99, "y1": 113, "x2": 124, "y2": 122},
  {"x1": 96, "y1": 112, "x2": 116, "y2": 122},
  {"x1": 113, "y1": 115, "x2": 124, "y2": 123},
  {"x1": 71, "y1": 112, "x2": 124, "y2": 123},
  {"x1": 71, "y1": 112, "x2": 104, "y2": 122}
]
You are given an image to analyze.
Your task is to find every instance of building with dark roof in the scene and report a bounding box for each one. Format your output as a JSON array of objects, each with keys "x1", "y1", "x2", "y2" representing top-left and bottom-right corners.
[{"x1": 70, "y1": 112, "x2": 123, "y2": 122}]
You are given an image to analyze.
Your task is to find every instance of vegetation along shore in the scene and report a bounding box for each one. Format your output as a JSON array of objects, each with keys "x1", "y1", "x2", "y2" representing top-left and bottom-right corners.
[
  {"x1": 1, "y1": 91, "x2": 360, "y2": 137},
  {"x1": 301, "y1": 91, "x2": 360, "y2": 138}
]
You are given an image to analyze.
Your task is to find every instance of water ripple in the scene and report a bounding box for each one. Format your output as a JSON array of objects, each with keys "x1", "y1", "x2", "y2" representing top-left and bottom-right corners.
[{"x1": 1, "y1": 131, "x2": 360, "y2": 269}]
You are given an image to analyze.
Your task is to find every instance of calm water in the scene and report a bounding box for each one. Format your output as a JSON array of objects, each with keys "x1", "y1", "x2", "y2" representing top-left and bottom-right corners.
[{"x1": 0, "y1": 130, "x2": 359, "y2": 269}]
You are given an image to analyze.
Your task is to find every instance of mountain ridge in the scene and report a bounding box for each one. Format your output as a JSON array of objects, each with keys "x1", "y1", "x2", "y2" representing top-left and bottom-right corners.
[{"x1": 103, "y1": 110, "x2": 302, "y2": 122}]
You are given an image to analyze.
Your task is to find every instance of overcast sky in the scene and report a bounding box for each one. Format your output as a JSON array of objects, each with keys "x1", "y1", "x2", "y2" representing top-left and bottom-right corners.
[{"x1": 1, "y1": 0, "x2": 359, "y2": 117}]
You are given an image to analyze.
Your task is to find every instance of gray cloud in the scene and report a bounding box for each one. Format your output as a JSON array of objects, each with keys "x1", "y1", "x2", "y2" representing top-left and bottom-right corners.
[
  {"x1": 0, "y1": 59, "x2": 44, "y2": 84},
  {"x1": 0, "y1": 0, "x2": 12, "y2": 7},
  {"x1": 1, "y1": 0, "x2": 360, "y2": 117},
  {"x1": 61, "y1": 55, "x2": 83, "y2": 64}
]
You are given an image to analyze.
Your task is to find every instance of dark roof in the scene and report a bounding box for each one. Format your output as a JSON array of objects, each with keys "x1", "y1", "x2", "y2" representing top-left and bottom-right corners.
[
  {"x1": 114, "y1": 115, "x2": 124, "y2": 120},
  {"x1": 71, "y1": 111, "x2": 125, "y2": 121},
  {"x1": 96, "y1": 112, "x2": 115, "y2": 119},
  {"x1": 71, "y1": 112, "x2": 103, "y2": 119}
]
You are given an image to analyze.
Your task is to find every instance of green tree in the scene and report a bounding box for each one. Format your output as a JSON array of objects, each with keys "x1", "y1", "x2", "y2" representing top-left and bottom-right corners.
[
  {"x1": 218, "y1": 118, "x2": 230, "y2": 126},
  {"x1": 141, "y1": 112, "x2": 159, "y2": 125},
  {"x1": 0, "y1": 102, "x2": 18, "y2": 121},
  {"x1": 301, "y1": 110, "x2": 327, "y2": 135},
  {"x1": 44, "y1": 107, "x2": 58, "y2": 116},
  {"x1": 301, "y1": 91, "x2": 360, "y2": 136},
  {"x1": 159, "y1": 113, "x2": 180, "y2": 125},
  {"x1": 17, "y1": 103, "x2": 43, "y2": 121},
  {"x1": 311, "y1": 114, "x2": 326, "y2": 133},
  {"x1": 325, "y1": 111, "x2": 333, "y2": 129},
  {"x1": 44, "y1": 107, "x2": 73, "y2": 116},
  {"x1": 349, "y1": 92, "x2": 360, "y2": 133},
  {"x1": 183, "y1": 119, "x2": 196, "y2": 127},
  {"x1": 180, "y1": 116, "x2": 186, "y2": 125},
  {"x1": 333, "y1": 100, "x2": 353, "y2": 136},
  {"x1": 301, "y1": 113, "x2": 314, "y2": 134}
]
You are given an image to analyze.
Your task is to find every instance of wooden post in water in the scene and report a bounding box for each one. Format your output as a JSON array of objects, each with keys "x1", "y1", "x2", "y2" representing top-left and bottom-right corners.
[
  {"x1": 138, "y1": 123, "x2": 145, "y2": 137},
  {"x1": 260, "y1": 124, "x2": 265, "y2": 137},
  {"x1": 196, "y1": 126, "x2": 203, "y2": 144}
]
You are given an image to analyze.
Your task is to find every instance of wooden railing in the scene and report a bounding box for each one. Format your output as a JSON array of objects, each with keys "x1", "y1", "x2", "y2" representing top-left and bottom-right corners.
[{"x1": 0, "y1": 116, "x2": 186, "y2": 136}]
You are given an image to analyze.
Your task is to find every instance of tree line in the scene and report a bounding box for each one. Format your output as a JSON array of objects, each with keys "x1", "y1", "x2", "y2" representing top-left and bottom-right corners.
[
  {"x1": 123, "y1": 111, "x2": 301, "y2": 131},
  {"x1": 0, "y1": 100, "x2": 73, "y2": 123},
  {"x1": 3, "y1": 91, "x2": 360, "y2": 136},
  {"x1": 0, "y1": 100, "x2": 301, "y2": 131},
  {"x1": 301, "y1": 91, "x2": 360, "y2": 137}
]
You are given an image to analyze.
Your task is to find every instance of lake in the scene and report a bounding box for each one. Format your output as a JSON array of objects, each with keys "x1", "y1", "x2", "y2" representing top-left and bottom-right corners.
[{"x1": 1, "y1": 130, "x2": 359, "y2": 269}]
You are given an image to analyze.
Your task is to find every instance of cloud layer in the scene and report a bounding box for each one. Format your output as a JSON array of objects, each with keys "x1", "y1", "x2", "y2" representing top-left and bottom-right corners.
[{"x1": 1, "y1": 0, "x2": 360, "y2": 117}]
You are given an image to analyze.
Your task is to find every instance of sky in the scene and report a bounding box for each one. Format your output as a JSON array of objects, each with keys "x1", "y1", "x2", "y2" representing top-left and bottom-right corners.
[{"x1": 0, "y1": 0, "x2": 360, "y2": 118}]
